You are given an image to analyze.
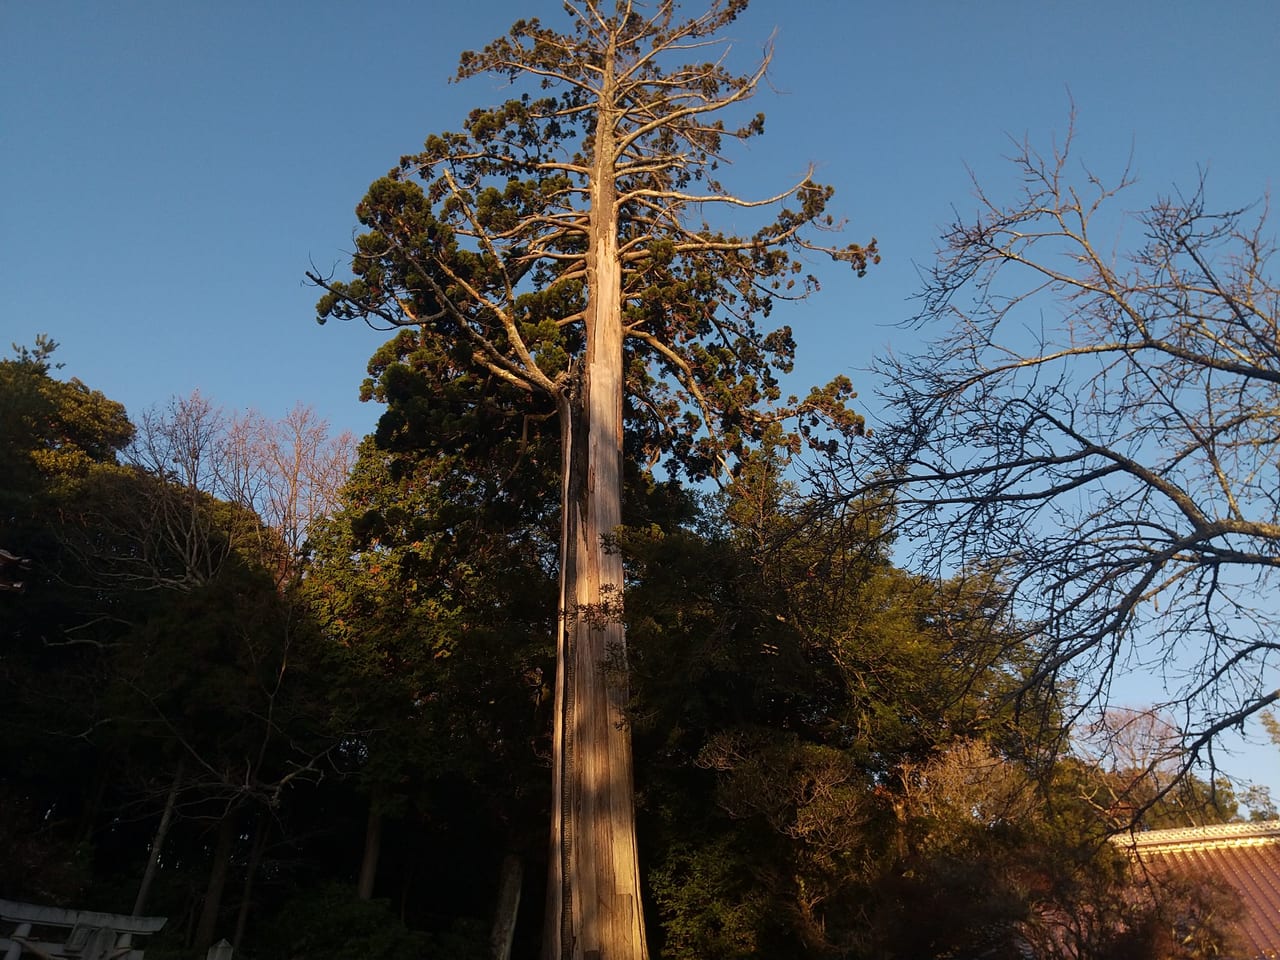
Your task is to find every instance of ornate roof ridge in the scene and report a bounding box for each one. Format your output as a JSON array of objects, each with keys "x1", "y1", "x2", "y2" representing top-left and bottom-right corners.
[{"x1": 1116, "y1": 819, "x2": 1280, "y2": 851}]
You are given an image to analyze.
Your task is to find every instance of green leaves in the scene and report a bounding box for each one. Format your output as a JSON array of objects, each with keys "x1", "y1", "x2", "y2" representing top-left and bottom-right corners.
[{"x1": 313, "y1": 0, "x2": 878, "y2": 486}]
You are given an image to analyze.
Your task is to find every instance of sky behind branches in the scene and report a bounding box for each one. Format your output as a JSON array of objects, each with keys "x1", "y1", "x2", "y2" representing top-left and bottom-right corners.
[{"x1": 3, "y1": 0, "x2": 1277, "y2": 795}]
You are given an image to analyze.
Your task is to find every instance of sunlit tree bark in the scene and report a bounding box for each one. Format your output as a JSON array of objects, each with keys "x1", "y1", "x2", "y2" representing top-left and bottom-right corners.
[{"x1": 312, "y1": 4, "x2": 874, "y2": 955}]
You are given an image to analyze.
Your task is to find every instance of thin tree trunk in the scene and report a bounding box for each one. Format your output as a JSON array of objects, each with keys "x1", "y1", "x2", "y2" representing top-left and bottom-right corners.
[
  {"x1": 78, "y1": 752, "x2": 113, "y2": 845},
  {"x1": 232, "y1": 810, "x2": 268, "y2": 952},
  {"x1": 543, "y1": 50, "x2": 647, "y2": 960},
  {"x1": 357, "y1": 784, "x2": 385, "y2": 901},
  {"x1": 133, "y1": 757, "x2": 184, "y2": 916},
  {"x1": 490, "y1": 854, "x2": 523, "y2": 960},
  {"x1": 400, "y1": 858, "x2": 415, "y2": 924},
  {"x1": 195, "y1": 808, "x2": 237, "y2": 951}
]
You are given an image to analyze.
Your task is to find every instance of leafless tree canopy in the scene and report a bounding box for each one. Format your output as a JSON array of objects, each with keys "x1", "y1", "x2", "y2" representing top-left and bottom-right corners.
[
  {"x1": 123, "y1": 393, "x2": 354, "y2": 587},
  {"x1": 858, "y1": 126, "x2": 1279, "y2": 767}
]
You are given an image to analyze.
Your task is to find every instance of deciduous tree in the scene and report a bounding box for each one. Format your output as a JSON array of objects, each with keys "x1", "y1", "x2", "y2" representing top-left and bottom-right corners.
[
  {"x1": 620, "y1": 451, "x2": 1186, "y2": 960},
  {"x1": 1074, "y1": 708, "x2": 1241, "y2": 828},
  {"x1": 862, "y1": 124, "x2": 1278, "y2": 778}
]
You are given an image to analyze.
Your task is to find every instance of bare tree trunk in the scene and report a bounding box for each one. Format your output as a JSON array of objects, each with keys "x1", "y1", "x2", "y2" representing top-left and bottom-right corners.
[
  {"x1": 232, "y1": 811, "x2": 268, "y2": 952},
  {"x1": 78, "y1": 753, "x2": 113, "y2": 845},
  {"x1": 400, "y1": 859, "x2": 415, "y2": 924},
  {"x1": 491, "y1": 855, "x2": 523, "y2": 960},
  {"x1": 195, "y1": 809, "x2": 237, "y2": 951},
  {"x1": 357, "y1": 784, "x2": 384, "y2": 901},
  {"x1": 543, "y1": 66, "x2": 647, "y2": 960},
  {"x1": 133, "y1": 758, "x2": 184, "y2": 916}
]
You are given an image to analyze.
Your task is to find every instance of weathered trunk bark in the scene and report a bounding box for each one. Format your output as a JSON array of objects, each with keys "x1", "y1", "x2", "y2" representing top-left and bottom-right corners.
[
  {"x1": 400, "y1": 857, "x2": 415, "y2": 923},
  {"x1": 357, "y1": 784, "x2": 385, "y2": 901},
  {"x1": 490, "y1": 854, "x2": 523, "y2": 960},
  {"x1": 194, "y1": 808, "x2": 237, "y2": 951},
  {"x1": 232, "y1": 811, "x2": 268, "y2": 952},
  {"x1": 133, "y1": 757, "x2": 184, "y2": 916},
  {"x1": 543, "y1": 45, "x2": 647, "y2": 960},
  {"x1": 78, "y1": 752, "x2": 113, "y2": 845}
]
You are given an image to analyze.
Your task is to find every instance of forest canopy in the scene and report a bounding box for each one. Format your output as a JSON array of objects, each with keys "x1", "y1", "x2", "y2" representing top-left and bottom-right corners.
[{"x1": 3, "y1": 3, "x2": 1276, "y2": 959}]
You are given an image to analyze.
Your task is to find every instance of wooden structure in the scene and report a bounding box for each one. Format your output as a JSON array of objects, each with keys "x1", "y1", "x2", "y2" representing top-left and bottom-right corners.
[
  {"x1": 1122, "y1": 820, "x2": 1280, "y2": 959},
  {"x1": 0, "y1": 900, "x2": 166, "y2": 960},
  {"x1": 0, "y1": 549, "x2": 31, "y2": 592}
]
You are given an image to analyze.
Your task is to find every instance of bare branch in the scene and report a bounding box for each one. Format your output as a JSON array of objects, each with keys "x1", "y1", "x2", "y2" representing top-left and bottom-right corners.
[{"x1": 857, "y1": 127, "x2": 1279, "y2": 774}]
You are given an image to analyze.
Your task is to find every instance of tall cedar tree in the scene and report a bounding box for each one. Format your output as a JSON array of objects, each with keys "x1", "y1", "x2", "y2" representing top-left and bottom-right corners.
[{"x1": 311, "y1": 4, "x2": 875, "y2": 957}]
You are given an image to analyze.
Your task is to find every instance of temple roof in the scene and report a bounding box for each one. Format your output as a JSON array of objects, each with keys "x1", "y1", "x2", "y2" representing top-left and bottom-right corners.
[{"x1": 1122, "y1": 820, "x2": 1280, "y2": 959}]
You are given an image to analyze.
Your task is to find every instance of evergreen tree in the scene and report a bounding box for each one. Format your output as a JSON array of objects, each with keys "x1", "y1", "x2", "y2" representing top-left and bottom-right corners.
[
  {"x1": 304, "y1": 426, "x2": 556, "y2": 914},
  {"x1": 620, "y1": 450, "x2": 1053, "y2": 957},
  {"x1": 311, "y1": 4, "x2": 875, "y2": 956},
  {"x1": 0, "y1": 338, "x2": 135, "y2": 904}
]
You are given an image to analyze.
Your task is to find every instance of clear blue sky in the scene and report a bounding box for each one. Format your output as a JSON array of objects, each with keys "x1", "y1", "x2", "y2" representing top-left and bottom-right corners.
[{"x1": 3, "y1": 2, "x2": 1277, "y2": 794}]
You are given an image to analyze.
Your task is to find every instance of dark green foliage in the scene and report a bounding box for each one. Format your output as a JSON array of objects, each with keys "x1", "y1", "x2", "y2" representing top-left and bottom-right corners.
[
  {"x1": 310, "y1": 3, "x2": 877, "y2": 486},
  {"x1": 615, "y1": 455, "x2": 1013, "y2": 956},
  {"x1": 1, "y1": 340, "x2": 139, "y2": 905},
  {"x1": 297, "y1": 339, "x2": 562, "y2": 953},
  {"x1": 0, "y1": 345, "x2": 340, "y2": 944},
  {"x1": 314, "y1": 8, "x2": 878, "y2": 954},
  {"x1": 0, "y1": 784, "x2": 94, "y2": 906},
  {"x1": 608, "y1": 443, "x2": 1244, "y2": 960},
  {"x1": 262, "y1": 884, "x2": 438, "y2": 960},
  {"x1": 304, "y1": 362, "x2": 558, "y2": 814},
  {"x1": 647, "y1": 835, "x2": 770, "y2": 959},
  {"x1": 1, "y1": 336, "x2": 133, "y2": 502},
  {"x1": 2, "y1": 315, "x2": 1250, "y2": 959}
]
